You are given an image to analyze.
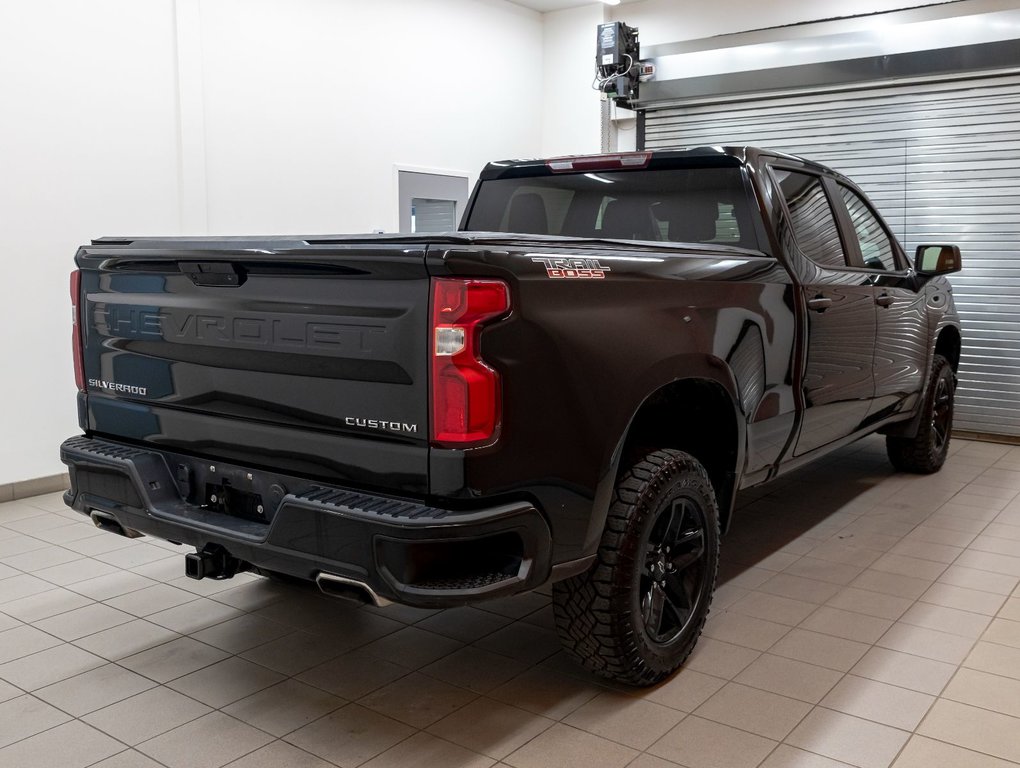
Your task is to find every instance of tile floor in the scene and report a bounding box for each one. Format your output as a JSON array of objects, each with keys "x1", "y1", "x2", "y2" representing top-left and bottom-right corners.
[{"x1": 2, "y1": 436, "x2": 1020, "y2": 768}]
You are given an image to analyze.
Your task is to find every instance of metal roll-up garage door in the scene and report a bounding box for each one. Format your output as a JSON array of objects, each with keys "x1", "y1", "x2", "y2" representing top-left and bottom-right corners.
[{"x1": 644, "y1": 72, "x2": 1020, "y2": 437}]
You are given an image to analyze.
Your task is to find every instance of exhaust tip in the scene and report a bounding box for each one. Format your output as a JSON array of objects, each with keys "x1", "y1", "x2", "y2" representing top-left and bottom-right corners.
[
  {"x1": 316, "y1": 572, "x2": 391, "y2": 607},
  {"x1": 90, "y1": 510, "x2": 143, "y2": 538}
]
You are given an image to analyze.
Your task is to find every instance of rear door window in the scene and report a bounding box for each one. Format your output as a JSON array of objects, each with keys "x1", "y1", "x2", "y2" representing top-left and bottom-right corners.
[{"x1": 773, "y1": 169, "x2": 849, "y2": 269}]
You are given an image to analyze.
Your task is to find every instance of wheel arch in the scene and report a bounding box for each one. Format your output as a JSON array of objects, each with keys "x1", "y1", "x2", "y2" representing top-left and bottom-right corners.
[
  {"x1": 610, "y1": 375, "x2": 745, "y2": 535},
  {"x1": 935, "y1": 324, "x2": 962, "y2": 372}
]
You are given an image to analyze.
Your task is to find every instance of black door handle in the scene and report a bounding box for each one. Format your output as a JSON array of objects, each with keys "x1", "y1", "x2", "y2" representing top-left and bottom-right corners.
[
  {"x1": 806, "y1": 296, "x2": 832, "y2": 312},
  {"x1": 875, "y1": 293, "x2": 895, "y2": 307}
]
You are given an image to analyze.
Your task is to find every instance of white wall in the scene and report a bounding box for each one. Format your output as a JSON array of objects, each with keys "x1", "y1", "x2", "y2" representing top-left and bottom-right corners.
[
  {"x1": 541, "y1": 4, "x2": 606, "y2": 156},
  {"x1": 0, "y1": 1, "x2": 182, "y2": 486},
  {"x1": 0, "y1": 0, "x2": 542, "y2": 486}
]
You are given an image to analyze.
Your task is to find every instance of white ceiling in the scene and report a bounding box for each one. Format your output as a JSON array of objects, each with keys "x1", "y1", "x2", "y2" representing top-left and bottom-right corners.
[{"x1": 509, "y1": 0, "x2": 641, "y2": 13}]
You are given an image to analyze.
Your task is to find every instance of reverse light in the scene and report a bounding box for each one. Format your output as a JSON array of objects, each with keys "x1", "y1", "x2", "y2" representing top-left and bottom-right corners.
[
  {"x1": 430, "y1": 278, "x2": 510, "y2": 446},
  {"x1": 546, "y1": 152, "x2": 651, "y2": 173},
  {"x1": 70, "y1": 269, "x2": 85, "y2": 392}
]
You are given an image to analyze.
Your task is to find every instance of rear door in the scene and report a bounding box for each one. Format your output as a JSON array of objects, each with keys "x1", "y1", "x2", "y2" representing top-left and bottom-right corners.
[
  {"x1": 831, "y1": 183, "x2": 927, "y2": 422},
  {"x1": 77, "y1": 238, "x2": 431, "y2": 493},
  {"x1": 770, "y1": 167, "x2": 878, "y2": 456}
]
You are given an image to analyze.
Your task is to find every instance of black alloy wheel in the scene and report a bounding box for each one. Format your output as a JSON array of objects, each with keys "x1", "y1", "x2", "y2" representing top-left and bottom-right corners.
[
  {"x1": 887, "y1": 353, "x2": 955, "y2": 474},
  {"x1": 553, "y1": 448, "x2": 720, "y2": 686}
]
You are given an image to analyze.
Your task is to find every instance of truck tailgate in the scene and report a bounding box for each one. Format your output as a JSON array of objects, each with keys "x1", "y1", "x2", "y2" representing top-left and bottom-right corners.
[{"x1": 75, "y1": 238, "x2": 431, "y2": 494}]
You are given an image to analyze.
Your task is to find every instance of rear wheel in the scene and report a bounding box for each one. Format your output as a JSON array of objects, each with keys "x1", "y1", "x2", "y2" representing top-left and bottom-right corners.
[
  {"x1": 553, "y1": 449, "x2": 720, "y2": 686},
  {"x1": 887, "y1": 354, "x2": 955, "y2": 474}
]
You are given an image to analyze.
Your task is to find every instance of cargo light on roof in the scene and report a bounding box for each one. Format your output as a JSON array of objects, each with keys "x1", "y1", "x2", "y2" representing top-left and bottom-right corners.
[{"x1": 546, "y1": 152, "x2": 652, "y2": 173}]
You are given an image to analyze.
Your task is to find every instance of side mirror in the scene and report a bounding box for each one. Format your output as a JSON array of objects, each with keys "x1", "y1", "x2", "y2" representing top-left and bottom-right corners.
[{"x1": 915, "y1": 244, "x2": 962, "y2": 275}]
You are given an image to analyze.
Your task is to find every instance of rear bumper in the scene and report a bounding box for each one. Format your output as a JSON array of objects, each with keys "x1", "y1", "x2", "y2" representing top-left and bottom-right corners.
[{"x1": 60, "y1": 435, "x2": 552, "y2": 607}]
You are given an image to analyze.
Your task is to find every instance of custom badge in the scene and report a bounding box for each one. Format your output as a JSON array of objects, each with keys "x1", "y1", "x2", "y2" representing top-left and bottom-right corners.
[{"x1": 531, "y1": 257, "x2": 611, "y2": 279}]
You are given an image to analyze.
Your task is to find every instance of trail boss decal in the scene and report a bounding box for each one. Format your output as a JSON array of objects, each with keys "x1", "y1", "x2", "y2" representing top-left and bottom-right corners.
[{"x1": 532, "y1": 257, "x2": 611, "y2": 279}]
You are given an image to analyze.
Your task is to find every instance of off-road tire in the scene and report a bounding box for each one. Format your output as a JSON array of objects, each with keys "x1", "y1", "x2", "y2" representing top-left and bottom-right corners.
[
  {"x1": 887, "y1": 354, "x2": 955, "y2": 474},
  {"x1": 552, "y1": 449, "x2": 720, "y2": 686}
]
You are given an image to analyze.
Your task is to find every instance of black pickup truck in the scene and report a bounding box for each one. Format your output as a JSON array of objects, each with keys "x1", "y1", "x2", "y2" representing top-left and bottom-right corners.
[{"x1": 62, "y1": 147, "x2": 962, "y2": 685}]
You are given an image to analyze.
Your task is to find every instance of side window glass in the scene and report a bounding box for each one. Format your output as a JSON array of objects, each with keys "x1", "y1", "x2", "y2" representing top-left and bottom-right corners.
[
  {"x1": 839, "y1": 186, "x2": 899, "y2": 271},
  {"x1": 774, "y1": 169, "x2": 848, "y2": 269}
]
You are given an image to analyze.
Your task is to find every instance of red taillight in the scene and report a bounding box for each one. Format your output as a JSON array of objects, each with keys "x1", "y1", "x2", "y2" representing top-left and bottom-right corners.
[
  {"x1": 546, "y1": 152, "x2": 651, "y2": 173},
  {"x1": 70, "y1": 269, "x2": 85, "y2": 392},
  {"x1": 430, "y1": 278, "x2": 510, "y2": 446}
]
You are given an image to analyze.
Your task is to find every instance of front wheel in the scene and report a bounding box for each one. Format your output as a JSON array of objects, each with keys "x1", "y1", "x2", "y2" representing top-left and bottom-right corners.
[
  {"x1": 887, "y1": 353, "x2": 955, "y2": 474},
  {"x1": 553, "y1": 449, "x2": 720, "y2": 686}
]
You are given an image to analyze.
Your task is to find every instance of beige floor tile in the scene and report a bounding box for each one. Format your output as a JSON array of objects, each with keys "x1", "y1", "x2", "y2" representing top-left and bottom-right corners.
[
  {"x1": 649, "y1": 715, "x2": 776, "y2": 768},
  {"x1": 34, "y1": 602, "x2": 134, "y2": 641},
  {"x1": 624, "y1": 754, "x2": 686, "y2": 768},
  {"x1": 422, "y1": 645, "x2": 527, "y2": 694},
  {"x1": 0, "y1": 694, "x2": 71, "y2": 748},
  {"x1": 735, "y1": 653, "x2": 842, "y2": 703},
  {"x1": 296, "y1": 648, "x2": 409, "y2": 700},
  {"x1": 0, "y1": 719, "x2": 122, "y2": 768},
  {"x1": 224, "y1": 679, "x2": 345, "y2": 738},
  {"x1": 0, "y1": 679, "x2": 21, "y2": 704},
  {"x1": 682, "y1": 637, "x2": 760, "y2": 679},
  {"x1": 0, "y1": 641, "x2": 105, "y2": 690},
  {"x1": 415, "y1": 606, "x2": 513, "y2": 643},
  {"x1": 478, "y1": 592, "x2": 550, "y2": 620},
  {"x1": 806, "y1": 540, "x2": 885, "y2": 568},
  {"x1": 760, "y1": 744, "x2": 856, "y2": 768},
  {"x1": 888, "y1": 539, "x2": 963, "y2": 564},
  {"x1": 758, "y1": 573, "x2": 842, "y2": 604},
  {"x1": 919, "y1": 583, "x2": 1007, "y2": 616},
  {"x1": 871, "y1": 553, "x2": 947, "y2": 581},
  {"x1": 770, "y1": 628, "x2": 870, "y2": 672},
  {"x1": 898, "y1": 602, "x2": 991, "y2": 639},
  {"x1": 937, "y1": 565, "x2": 1018, "y2": 596},
  {"x1": 428, "y1": 696, "x2": 555, "y2": 760},
  {"x1": 963, "y1": 640, "x2": 1020, "y2": 681},
  {"x1": 0, "y1": 587, "x2": 92, "y2": 622},
  {"x1": 1000, "y1": 597, "x2": 1020, "y2": 621},
  {"x1": 505, "y1": 723, "x2": 636, "y2": 768},
  {"x1": 104, "y1": 584, "x2": 203, "y2": 617},
  {"x1": 787, "y1": 707, "x2": 909, "y2": 768},
  {"x1": 490, "y1": 667, "x2": 602, "y2": 720},
  {"x1": 35, "y1": 557, "x2": 119, "y2": 586},
  {"x1": 362, "y1": 731, "x2": 494, "y2": 768},
  {"x1": 563, "y1": 691, "x2": 683, "y2": 750},
  {"x1": 2, "y1": 545, "x2": 82, "y2": 572},
  {"x1": 240, "y1": 630, "x2": 346, "y2": 676},
  {"x1": 917, "y1": 699, "x2": 1020, "y2": 762},
  {"x1": 851, "y1": 647, "x2": 956, "y2": 695},
  {"x1": 69, "y1": 572, "x2": 162, "y2": 602},
  {"x1": 167, "y1": 656, "x2": 286, "y2": 708},
  {"x1": 361, "y1": 625, "x2": 464, "y2": 670},
  {"x1": 876, "y1": 622, "x2": 975, "y2": 665},
  {"x1": 83, "y1": 686, "x2": 211, "y2": 745},
  {"x1": 942, "y1": 667, "x2": 1020, "y2": 719},
  {"x1": 137, "y1": 711, "x2": 273, "y2": 768},
  {"x1": 703, "y1": 610, "x2": 790, "y2": 651},
  {"x1": 643, "y1": 667, "x2": 727, "y2": 712},
  {"x1": 891, "y1": 735, "x2": 1019, "y2": 768},
  {"x1": 223, "y1": 741, "x2": 335, "y2": 768},
  {"x1": 728, "y1": 591, "x2": 818, "y2": 626},
  {"x1": 799, "y1": 606, "x2": 893, "y2": 644},
  {"x1": 73, "y1": 618, "x2": 181, "y2": 661},
  {"x1": 285, "y1": 703, "x2": 415, "y2": 767},
  {"x1": 905, "y1": 525, "x2": 977, "y2": 547},
  {"x1": 209, "y1": 580, "x2": 289, "y2": 614},
  {"x1": 189, "y1": 613, "x2": 292, "y2": 654},
  {"x1": 119, "y1": 636, "x2": 229, "y2": 683},
  {"x1": 826, "y1": 586, "x2": 913, "y2": 621},
  {"x1": 693, "y1": 681, "x2": 811, "y2": 740},
  {"x1": 34, "y1": 662, "x2": 155, "y2": 716},
  {"x1": 0, "y1": 624, "x2": 62, "y2": 663},
  {"x1": 474, "y1": 621, "x2": 560, "y2": 665},
  {"x1": 784, "y1": 557, "x2": 865, "y2": 586},
  {"x1": 983, "y1": 522, "x2": 1020, "y2": 541},
  {"x1": 146, "y1": 597, "x2": 244, "y2": 634},
  {"x1": 955, "y1": 550, "x2": 1020, "y2": 578},
  {"x1": 980, "y1": 617, "x2": 1020, "y2": 648},
  {"x1": 360, "y1": 671, "x2": 477, "y2": 728},
  {"x1": 820, "y1": 674, "x2": 934, "y2": 731}
]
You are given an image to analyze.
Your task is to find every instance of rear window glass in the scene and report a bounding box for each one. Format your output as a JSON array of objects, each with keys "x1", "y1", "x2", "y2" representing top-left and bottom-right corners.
[{"x1": 465, "y1": 166, "x2": 762, "y2": 251}]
